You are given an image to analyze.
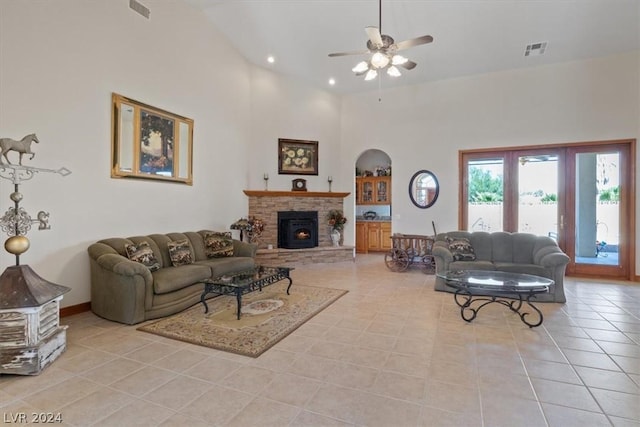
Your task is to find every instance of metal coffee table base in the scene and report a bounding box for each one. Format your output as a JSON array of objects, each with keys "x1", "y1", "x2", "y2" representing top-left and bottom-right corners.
[
  {"x1": 453, "y1": 290, "x2": 544, "y2": 328},
  {"x1": 200, "y1": 268, "x2": 293, "y2": 320}
]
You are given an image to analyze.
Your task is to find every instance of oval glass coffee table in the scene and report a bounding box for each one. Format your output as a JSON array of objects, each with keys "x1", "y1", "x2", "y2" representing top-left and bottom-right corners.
[{"x1": 437, "y1": 270, "x2": 553, "y2": 327}]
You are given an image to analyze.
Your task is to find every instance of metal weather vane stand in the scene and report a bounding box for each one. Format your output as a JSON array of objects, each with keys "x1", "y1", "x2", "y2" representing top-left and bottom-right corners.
[
  {"x1": 0, "y1": 164, "x2": 71, "y2": 264},
  {"x1": 0, "y1": 137, "x2": 73, "y2": 375}
]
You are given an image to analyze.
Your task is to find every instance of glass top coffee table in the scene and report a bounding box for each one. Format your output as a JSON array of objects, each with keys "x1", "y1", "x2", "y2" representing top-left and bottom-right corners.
[
  {"x1": 437, "y1": 270, "x2": 553, "y2": 327},
  {"x1": 200, "y1": 266, "x2": 293, "y2": 320}
]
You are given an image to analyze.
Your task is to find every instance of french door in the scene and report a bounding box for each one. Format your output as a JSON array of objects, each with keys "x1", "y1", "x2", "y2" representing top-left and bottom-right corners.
[{"x1": 461, "y1": 140, "x2": 634, "y2": 280}]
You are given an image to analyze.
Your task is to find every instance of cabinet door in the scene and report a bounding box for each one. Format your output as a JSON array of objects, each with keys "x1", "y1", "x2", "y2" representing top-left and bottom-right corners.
[
  {"x1": 355, "y1": 223, "x2": 368, "y2": 253},
  {"x1": 355, "y1": 179, "x2": 362, "y2": 204},
  {"x1": 375, "y1": 177, "x2": 391, "y2": 204},
  {"x1": 380, "y1": 223, "x2": 392, "y2": 250},
  {"x1": 367, "y1": 223, "x2": 381, "y2": 250}
]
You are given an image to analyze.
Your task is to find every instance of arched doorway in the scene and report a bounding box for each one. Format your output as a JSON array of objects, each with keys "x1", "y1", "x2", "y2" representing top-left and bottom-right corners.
[{"x1": 355, "y1": 150, "x2": 392, "y2": 254}]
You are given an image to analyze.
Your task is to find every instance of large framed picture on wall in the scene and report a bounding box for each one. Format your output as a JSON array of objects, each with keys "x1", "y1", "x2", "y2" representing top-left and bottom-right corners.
[{"x1": 111, "y1": 93, "x2": 194, "y2": 185}]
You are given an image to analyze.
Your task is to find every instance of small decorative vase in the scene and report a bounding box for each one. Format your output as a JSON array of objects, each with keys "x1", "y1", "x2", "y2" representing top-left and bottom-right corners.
[{"x1": 330, "y1": 229, "x2": 341, "y2": 247}]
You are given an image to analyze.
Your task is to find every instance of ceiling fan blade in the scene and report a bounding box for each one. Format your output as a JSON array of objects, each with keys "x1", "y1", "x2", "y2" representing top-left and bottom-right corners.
[
  {"x1": 400, "y1": 60, "x2": 417, "y2": 70},
  {"x1": 365, "y1": 26, "x2": 384, "y2": 49},
  {"x1": 394, "y1": 35, "x2": 433, "y2": 51},
  {"x1": 328, "y1": 50, "x2": 370, "y2": 57}
]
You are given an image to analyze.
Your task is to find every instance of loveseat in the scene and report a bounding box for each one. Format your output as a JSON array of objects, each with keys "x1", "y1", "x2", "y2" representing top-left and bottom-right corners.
[
  {"x1": 432, "y1": 231, "x2": 570, "y2": 302},
  {"x1": 88, "y1": 230, "x2": 257, "y2": 324}
]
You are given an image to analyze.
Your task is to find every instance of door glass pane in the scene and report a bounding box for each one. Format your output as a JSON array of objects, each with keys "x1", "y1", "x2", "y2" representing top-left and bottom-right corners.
[
  {"x1": 575, "y1": 152, "x2": 620, "y2": 265},
  {"x1": 467, "y1": 159, "x2": 503, "y2": 232},
  {"x1": 362, "y1": 181, "x2": 373, "y2": 203},
  {"x1": 518, "y1": 155, "x2": 558, "y2": 238}
]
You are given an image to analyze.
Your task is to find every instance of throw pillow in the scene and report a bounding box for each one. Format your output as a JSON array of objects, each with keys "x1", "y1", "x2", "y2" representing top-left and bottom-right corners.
[
  {"x1": 203, "y1": 232, "x2": 234, "y2": 258},
  {"x1": 446, "y1": 236, "x2": 477, "y2": 261},
  {"x1": 124, "y1": 241, "x2": 160, "y2": 271},
  {"x1": 167, "y1": 239, "x2": 194, "y2": 266}
]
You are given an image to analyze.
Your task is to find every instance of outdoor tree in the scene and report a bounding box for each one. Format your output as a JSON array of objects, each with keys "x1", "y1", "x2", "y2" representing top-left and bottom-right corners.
[{"x1": 469, "y1": 168, "x2": 503, "y2": 202}]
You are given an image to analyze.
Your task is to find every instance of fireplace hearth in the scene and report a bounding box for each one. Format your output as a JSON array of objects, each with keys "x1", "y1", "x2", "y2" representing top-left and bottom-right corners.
[{"x1": 278, "y1": 211, "x2": 318, "y2": 249}]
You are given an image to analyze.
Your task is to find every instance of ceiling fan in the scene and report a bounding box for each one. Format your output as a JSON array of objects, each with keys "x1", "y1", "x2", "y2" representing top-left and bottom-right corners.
[{"x1": 328, "y1": 0, "x2": 434, "y2": 81}]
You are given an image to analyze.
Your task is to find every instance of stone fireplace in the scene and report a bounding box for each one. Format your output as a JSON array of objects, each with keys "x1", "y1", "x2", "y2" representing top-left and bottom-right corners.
[
  {"x1": 278, "y1": 210, "x2": 318, "y2": 249},
  {"x1": 244, "y1": 190, "x2": 353, "y2": 265}
]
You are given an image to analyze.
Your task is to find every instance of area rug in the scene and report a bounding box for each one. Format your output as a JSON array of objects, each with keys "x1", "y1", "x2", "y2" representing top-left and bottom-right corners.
[{"x1": 138, "y1": 282, "x2": 347, "y2": 357}]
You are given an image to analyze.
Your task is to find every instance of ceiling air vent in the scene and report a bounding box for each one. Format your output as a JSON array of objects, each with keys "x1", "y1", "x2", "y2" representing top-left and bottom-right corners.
[
  {"x1": 129, "y1": 0, "x2": 150, "y2": 19},
  {"x1": 524, "y1": 42, "x2": 547, "y2": 57}
]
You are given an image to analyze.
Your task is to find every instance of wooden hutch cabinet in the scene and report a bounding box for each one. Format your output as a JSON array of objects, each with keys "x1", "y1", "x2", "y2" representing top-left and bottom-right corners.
[{"x1": 356, "y1": 176, "x2": 391, "y2": 205}]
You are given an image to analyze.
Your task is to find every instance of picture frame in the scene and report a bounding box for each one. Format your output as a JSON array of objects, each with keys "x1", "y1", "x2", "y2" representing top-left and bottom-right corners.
[
  {"x1": 278, "y1": 138, "x2": 319, "y2": 175},
  {"x1": 111, "y1": 93, "x2": 194, "y2": 185}
]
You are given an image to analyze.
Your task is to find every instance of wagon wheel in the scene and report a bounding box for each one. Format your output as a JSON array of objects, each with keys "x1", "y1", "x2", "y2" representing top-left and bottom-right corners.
[
  {"x1": 420, "y1": 255, "x2": 436, "y2": 274},
  {"x1": 385, "y1": 249, "x2": 410, "y2": 272}
]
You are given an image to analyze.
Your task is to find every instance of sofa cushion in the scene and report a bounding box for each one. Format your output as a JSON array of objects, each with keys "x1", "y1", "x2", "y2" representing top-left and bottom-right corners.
[
  {"x1": 203, "y1": 232, "x2": 234, "y2": 258},
  {"x1": 152, "y1": 264, "x2": 211, "y2": 294},
  {"x1": 167, "y1": 239, "x2": 194, "y2": 266},
  {"x1": 490, "y1": 232, "x2": 515, "y2": 262},
  {"x1": 449, "y1": 260, "x2": 494, "y2": 271},
  {"x1": 124, "y1": 241, "x2": 160, "y2": 272},
  {"x1": 447, "y1": 237, "x2": 477, "y2": 261},
  {"x1": 494, "y1": 262, "x2": 548, "y2": 278},
  {"x1": 511, "y1": 233, "x2": 537, "y2": 264},
  {"x1": 196, "y1": 256, "x2": 255, "y2": 278}
]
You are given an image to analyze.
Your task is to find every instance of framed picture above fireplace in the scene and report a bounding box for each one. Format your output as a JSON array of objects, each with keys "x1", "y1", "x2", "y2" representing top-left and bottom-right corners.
[{"x1": 278, "y1": 139, "x2": 318, "y2": 175}]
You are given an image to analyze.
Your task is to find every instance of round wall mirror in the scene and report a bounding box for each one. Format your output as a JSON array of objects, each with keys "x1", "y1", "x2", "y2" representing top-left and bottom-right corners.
[{"x1": 409, "y1": 170, "x2": 439, "y2": 209}]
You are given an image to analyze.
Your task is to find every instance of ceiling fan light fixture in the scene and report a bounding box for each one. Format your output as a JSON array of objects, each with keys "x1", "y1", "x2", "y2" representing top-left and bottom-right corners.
[
  {"x1": 364, "y1": 69, "x2": 378, "y2": 81},
  {"x1": 370, "y1": 52, "x2": 390, "y2": 69},
  {"x1": 387, "y1": 65, "x2": 401, "y2": 77},
  {"x1": 352, "y1": 61, "x2": 369, "y2": 74},
  {"x1": 391, "y1": 55, "x2": 408, "y2": 65}
]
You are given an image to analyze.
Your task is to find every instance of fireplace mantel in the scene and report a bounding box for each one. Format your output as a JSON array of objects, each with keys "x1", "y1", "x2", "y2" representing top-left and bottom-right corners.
[{"x1": 244, "y1": 190, "x2": 350, "y2": 198}]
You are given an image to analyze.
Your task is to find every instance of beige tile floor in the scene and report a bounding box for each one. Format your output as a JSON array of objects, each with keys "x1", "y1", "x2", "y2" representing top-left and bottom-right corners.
[{"x1": 1, "y1": 254, "x2": 639, "y2": 426}]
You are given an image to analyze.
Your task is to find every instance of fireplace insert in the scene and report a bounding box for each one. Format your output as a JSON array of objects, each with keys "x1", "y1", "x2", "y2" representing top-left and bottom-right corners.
[{"x1": 278, "y1": 211, "x2": 318, "y2": 249}]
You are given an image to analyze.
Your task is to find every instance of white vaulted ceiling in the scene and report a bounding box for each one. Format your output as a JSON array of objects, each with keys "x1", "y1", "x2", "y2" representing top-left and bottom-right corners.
[{"x1": 184, "y1": 0, "x2": 640, "y2": 94}]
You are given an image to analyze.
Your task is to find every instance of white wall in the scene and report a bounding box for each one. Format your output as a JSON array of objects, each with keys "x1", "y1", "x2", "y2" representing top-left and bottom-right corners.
[
  {"x1": 247, "y1": 67, "x2": 342, "y2": 193},
  {"x1": 341, "y1": 52, "x2": 640, "y2": 271},
  {"x1": 0, "y1": 0, "x2": 253, "y2": 306}
]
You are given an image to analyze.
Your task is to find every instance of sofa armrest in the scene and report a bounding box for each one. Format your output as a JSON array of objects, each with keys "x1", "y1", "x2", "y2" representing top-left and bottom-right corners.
[
  {"x1": 432, "y1": 242, "x2": 454, "y2": 292},
  {"x1": 233, "y1": 240, "x2": 258, "y2": 258},
  {"x1": 432, "y1": 242, "x2": 454, "y2": 264},
  {"x1": 533, "y1": 244, "x2": 570, "y2": 268},
  {"x1": 89, "y1": 251, "x2": 153, "y2": 325},
  {"x1": 95, "y1": 253, "x2": 153, "y2": 278},
  {"x1": 539, "y1": 251, "x2": 570, "y2": 268}
]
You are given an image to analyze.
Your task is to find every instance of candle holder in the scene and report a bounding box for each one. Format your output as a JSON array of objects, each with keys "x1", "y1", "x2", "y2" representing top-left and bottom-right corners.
[
  {"x1": 263, "y1": 173, "x2": 269, "y2": 191},
  {"x1": 328, "y1": 176, "x2": 333, "y2": 192}
]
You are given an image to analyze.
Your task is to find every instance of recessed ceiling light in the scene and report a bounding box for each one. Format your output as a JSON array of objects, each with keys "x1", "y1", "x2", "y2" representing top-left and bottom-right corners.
[
  {"x1": 267, "y1": 55, "x2": 275, "y2": 64},
  {"x1": 328, "y1": 78, "x2": 336, "y2": 86}
]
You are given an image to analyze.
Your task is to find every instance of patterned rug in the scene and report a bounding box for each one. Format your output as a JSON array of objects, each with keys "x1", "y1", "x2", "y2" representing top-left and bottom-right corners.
[{"x1": 138, "y1": 282, "x2": 347, "y2": 357}]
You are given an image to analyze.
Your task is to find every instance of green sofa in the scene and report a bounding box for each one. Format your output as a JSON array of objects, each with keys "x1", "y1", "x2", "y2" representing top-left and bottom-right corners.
[
  {"x1": 432, "y1": 231, "x2": 570, "y2": 302},
  {"x1": 88, "y1": 230, "x2": 257, "y2": 325}
]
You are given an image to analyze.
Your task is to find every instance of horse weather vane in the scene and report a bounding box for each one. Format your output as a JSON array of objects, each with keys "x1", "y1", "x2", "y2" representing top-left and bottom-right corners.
[{"x1": 0, "y1": 133, "x2": 71, "y2": 265}]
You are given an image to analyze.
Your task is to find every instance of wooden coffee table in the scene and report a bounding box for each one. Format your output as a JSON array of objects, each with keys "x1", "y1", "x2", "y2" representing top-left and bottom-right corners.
[
  {"x1": 200, "y1": 266, "x2": 293, "y2": 319},
  {"x1": 437, "y1": 270, "x2": 553, "y2": 328}
]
